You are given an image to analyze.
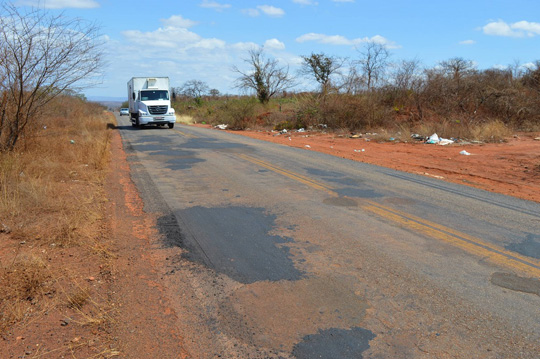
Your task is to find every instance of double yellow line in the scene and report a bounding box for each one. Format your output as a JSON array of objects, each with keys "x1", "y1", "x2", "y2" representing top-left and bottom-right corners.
[{"x1": 239, "y1": 154, "x2": 540, "y2": 277}]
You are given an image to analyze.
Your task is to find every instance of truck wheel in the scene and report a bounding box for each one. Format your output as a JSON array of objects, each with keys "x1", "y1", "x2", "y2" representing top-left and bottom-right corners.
[{"x1": 168, "y1": 123, "x2": 174, "y2": 129}]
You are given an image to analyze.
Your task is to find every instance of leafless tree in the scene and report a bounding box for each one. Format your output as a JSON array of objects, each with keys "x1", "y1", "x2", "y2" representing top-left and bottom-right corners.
[
  {"x1": 233, "y1": 48, "x2": 295, "y2": 104},
  {"x1": 339, "y1": 65, "x2": 363, "y2": 95},
  {"x1": 179, "y1": 80, "x2": 209, "y2": 104},
  {"x1": 0, "y1": 3, "x2": 103, "y2": 151},
  {"x1": 299, "y1": 52, "x2": 345, "y2": 95},
  {"x1": 439, "y1": 57, "x2": 476, "y2": 84},
  {"x1": 391, "y1": 59, "x2": 422, "y2": 91},
  {"x1": 357, "y1": 42, "x2": 390, "y2": 90}
]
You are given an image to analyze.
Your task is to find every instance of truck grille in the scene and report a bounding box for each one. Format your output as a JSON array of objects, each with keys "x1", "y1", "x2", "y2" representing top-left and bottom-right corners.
[{"x1": 148, "y1": 105, "x2": 168, "y2": 115}]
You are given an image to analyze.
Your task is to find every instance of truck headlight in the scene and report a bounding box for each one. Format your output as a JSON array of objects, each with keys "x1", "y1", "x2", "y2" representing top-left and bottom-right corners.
[{"x1": 138, "y1": 109, "x2": 148, "y2": 116}]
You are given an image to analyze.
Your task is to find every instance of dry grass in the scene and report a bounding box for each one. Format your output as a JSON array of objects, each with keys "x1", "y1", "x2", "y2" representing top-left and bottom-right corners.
[
  {"x1": 0, "y1": 93, "x2": 115, "y2": 353},
  {"x1": 0, "y1": 255, "x2": 52, "y2": 333}
]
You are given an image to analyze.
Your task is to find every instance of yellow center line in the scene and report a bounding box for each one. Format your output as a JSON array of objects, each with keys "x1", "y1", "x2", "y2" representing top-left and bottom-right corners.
[
  {"x1": 238, "y1": 154, "x2": 335, "y2": 194},
  {"x1": 174, "y1": 129, "x2": 198, "y2": 138},
  {"x1": 363, "y1": 202, "x2": 540, "y2": 277},
  {"x1": 237, "y1": 153, "x2": 540, "y2": 277}
]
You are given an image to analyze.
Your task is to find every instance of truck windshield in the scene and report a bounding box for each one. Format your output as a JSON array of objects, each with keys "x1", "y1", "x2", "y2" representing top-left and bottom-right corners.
[{"x1": 140, "y1": 90, "x2": 169, "y2": 101}]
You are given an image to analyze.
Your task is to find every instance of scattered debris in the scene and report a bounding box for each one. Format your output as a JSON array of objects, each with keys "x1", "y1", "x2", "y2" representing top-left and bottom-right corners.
[
  {"x1": 351, "y1": 134, "x2": 362, "y2": 138},
  {"x1": 426, "y1": 133, "x2": 454, "y2": 145},
  {"x1": 535, "y1": 137, "x2": 540, "y2": 141},
  {"x1": 297, "y1": 128, "x2": 305, "y2": 132},
  {"x1": 411, "y1": 134, "x2": 424, "y2": 141},
  {"x1": 215, "y1": 124, "x2": 228, "y2": 130},
  {"x1": 460, "y1": 150, "x2": 471, "y2": 156},
  {"x1": 70, "y1": 139, "x2": 75, "y2": 144},
  {"x1": 354, "y1": 149, "x2": 365, "y2": 153},
  {"x1": 305, "y1": 145, "x2": 311, "y2": 148}
]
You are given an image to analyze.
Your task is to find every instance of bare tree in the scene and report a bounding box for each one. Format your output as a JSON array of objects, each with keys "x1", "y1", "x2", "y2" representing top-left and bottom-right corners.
[
  {"x1": 179, "y1": 79, "x2": 209, "y2": 105},
  {"x1": 300, "y1": 52, "x2": 345, "y2": 95},
  {"x1": 391, "y1": 59, "x2": 422, "y2": 91},
  {"x1": 339, "y1": 65, "x2": 363, "y2": 95},
  {"x1": 357, "y1": 42, "x2": 390, "y2": 90},
  {"x1": 439, "y1": 57, "x2": 475, "y2": 84},
  {"x1": 233, "y1": 48, "x2": 295, "y2": 104},
  {"x1": 0, "y1": 4, "x2": 103, "y2": 151}
]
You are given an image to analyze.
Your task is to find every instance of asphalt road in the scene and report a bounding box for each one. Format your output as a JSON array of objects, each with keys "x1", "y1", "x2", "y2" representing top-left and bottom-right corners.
[{"x1": 116, "y1": 115, "x2": 540, "y2": 358}]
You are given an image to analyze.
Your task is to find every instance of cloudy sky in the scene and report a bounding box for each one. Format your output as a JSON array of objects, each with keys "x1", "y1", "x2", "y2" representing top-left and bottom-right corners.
[{"x1": 12, "y1": 0, "x2": 540, "y2": 99}]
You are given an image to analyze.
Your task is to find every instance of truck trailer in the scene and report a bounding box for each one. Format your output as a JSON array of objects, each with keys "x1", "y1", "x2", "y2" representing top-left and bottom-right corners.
[{"x1": 127, "y1": 77, "x2": 176, "y2": 128}]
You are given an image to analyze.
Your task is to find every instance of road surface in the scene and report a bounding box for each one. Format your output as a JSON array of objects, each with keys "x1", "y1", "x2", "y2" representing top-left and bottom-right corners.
[{"x1": 116, "y1": 115, "x2": 540, "y2": 358}]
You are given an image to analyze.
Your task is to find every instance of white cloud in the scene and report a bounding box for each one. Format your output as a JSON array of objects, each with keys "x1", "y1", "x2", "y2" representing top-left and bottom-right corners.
[
  {"x1": 459, "y1": 39, "x2": 476, "y2": 45},
  {"x1": 296, "y1": 33, "x2": 399, "y2": 48},
  {"x1": 482, "y1": 20, "x2": 540, "y2": 37},
  {"x1": 264, "y1": 38, "x2": 285, "y2": 50},
  {"x1": 15, "y1": 0, "x2": 99, "y2": 8},
  {"x1": 161, "y1": 15, "x2": 198, "y2": 28},
  {"x1": 242, "y1": 8, "x2": 260, "y2": 17},
  {"x1": 257, "y1": 5, "x2": 285, "y2": 17},
  {"x1": 512, "y1": 21, "x2": 540, "y2": 36},
  {"x1": 122, "y1": 27, "x2": 202, "y2": 48},
  {"x1": 200, "y1": 0, "x2": 231, "y2": 11},
  {"x1": 293, "y1": 0, "x2": 318, "y2": 5}
]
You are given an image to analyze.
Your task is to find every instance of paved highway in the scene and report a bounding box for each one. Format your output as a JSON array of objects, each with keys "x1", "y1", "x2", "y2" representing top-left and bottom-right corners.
[{"x1": 117, "y1": 115, "x2": 540, "y2": 358}]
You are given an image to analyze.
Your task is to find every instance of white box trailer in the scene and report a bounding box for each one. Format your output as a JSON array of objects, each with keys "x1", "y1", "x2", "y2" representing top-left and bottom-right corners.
[{"x1": 127, "y1": 77, "x2": 176, "y2": 128}]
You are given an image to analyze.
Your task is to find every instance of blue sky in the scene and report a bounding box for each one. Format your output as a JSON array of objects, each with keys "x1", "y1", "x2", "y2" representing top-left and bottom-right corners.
[{"x1": 12, "y1": 0, "x2": 540, "y2": 99}]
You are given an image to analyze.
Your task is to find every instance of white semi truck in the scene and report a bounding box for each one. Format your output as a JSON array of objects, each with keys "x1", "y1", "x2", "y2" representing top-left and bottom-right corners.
[{"x1": 127, "y1": 77, "x2": 176, "y2": 128}]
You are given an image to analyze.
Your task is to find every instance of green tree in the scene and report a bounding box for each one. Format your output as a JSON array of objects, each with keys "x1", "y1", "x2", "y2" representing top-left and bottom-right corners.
[{"x1": 300, "y1": 52, "x2": 344, "y2": 96}]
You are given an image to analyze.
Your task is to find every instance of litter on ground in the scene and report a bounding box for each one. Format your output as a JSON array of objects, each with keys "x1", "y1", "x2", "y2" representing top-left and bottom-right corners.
[
  {"x1": 426, "y1": 133, "x2": 454, "y2": 145},
  {"x1": 460, "y1": 150, "x2": 471, "y2": 156}
]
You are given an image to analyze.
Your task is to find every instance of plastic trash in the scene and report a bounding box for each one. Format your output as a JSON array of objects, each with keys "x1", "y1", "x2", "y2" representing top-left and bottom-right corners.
[
  {"x1": 297, "y1": 128, "x2": 305, "y2": 132},
  {"x1": 460, "y1": 150, "x2": 471, "y2": 155},
  {"x1": 426, "y1": 133, "x2": 454, "y2": 145},
  {"x1": 354, "y1": 149, "x2": 365, "y2": 152},
  {"x1": 438, "y1": 138, "x2": 454, "y2": 146},
  {"x1": 305, "y1": 145, "x2": 311, "y2": 148},
  {"x1": 426, "y1": 133, "x2": 440, "y2": 144},
  {"x1": 70, "y1": 140, "x2": 75, "y2": 144}
]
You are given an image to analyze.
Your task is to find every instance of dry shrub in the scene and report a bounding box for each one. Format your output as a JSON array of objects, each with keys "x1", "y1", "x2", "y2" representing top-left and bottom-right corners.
[
  {"x1": 0, "y1": 94, "x2": 113, "y2": 337},
  {"x1": 0, "y1": 255, "x2": 52, "y2": 333},
  {"x1": 212, "y1": 97, "x2": 259, "y2": 129},
  {"x1": 469, "y1": 119, "x2": 511, "y2": 142},
  {"x1": 0, "y1": 95, "x2": 111, "y2": 247},
  {"x1": 318, "y1": 93, "x2": 393, "y2": 131}
]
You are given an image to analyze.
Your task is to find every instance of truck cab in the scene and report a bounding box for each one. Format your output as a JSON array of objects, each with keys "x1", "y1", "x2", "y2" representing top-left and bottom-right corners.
[{"x1": 128, "y1": 77, "x2": 176, "y2": 128}]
